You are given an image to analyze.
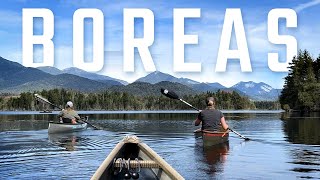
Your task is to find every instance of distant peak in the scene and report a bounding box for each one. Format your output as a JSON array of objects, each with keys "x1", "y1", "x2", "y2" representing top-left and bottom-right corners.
[
  {"x1": 146, "y1": 71, "x2": 171, "y2": 77},
  {"x1": 151, "y1": 71, "x2": 163, "y2": 75},
  {"x1": 63, "y1": 67, "x2": 87, "y2": 73},
  {"x1": 64, "y1": 67, "x2": 79, "y2": 70}
]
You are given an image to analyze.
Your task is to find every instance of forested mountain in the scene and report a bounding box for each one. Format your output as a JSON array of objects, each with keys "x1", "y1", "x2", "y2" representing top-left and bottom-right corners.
[
  {"x1": 62, "y1": 67, "x2": 127, "y2": 85},
  {"x1": 232, "y1": 81, "x2": 281, "y2": 101},
  {"x1": 0, "y1": 56, "x2": 51, "y2": 89},
  {"x1": 108, "y1": 81, "x2": 197, "y2": 96},
  {"x1": 207, "y1": 82, "x2": 226, "y2": 89},
  {"x1": 37, "y1": 66, "x2": 62, "y2": 75},
  {"x1": 135, "y1": 71, "x2": 279, "y2": 100},
  {"x1": 0, "y1": 57, "x2": 280, "y2": 110},
  {"x1": 38, "y1": 66, "x2": 127, "y2": 85},
  {"x1": 189, "y1": 83, "x2": 219, "y2": 92},
  {"x1": 1, "y1": 57, "x2": 280, "y2": 101},
  {"x1": 280, "y1": 50, "x2": 320, "y2": 111},
  {"x1": 1, "y1": 88, "x2": 256, "y2": 111},
  {"x1": 0, "y1": 74, "x2": 112, "y2": 94},
  {"x1": 0, "y1": 58, "x2": 121, "y2": 94},
  {"x1": 135, "y1": 71, "x2": 199, "y2": 85}
]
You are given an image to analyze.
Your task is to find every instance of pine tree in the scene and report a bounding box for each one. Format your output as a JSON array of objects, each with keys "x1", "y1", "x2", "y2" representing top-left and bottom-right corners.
[{"x1": 280, "y1": 50, "x2": 320, "y2": 111}]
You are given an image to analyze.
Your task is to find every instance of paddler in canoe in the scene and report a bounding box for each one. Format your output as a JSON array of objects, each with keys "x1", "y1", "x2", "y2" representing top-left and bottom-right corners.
[
  {"x1": 195, "y1": 97, "x2": 229, "y2": 131},
  {"x1": 58, "y1": 101, "x2": 80, "y2": 124},
  {"x1": 194, "y1": 97, "x2": 230, "y2": 145}
]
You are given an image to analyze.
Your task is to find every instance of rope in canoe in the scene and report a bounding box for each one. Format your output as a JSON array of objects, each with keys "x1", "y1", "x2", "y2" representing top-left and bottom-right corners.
[{"x1": 113, "y1": 158, "x2": 160, "y2": 168}]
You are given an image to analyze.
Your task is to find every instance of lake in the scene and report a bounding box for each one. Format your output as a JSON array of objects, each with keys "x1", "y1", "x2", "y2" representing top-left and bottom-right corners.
[{"x1": 0, "y1": 111, "x2": 319, "y2": 179}]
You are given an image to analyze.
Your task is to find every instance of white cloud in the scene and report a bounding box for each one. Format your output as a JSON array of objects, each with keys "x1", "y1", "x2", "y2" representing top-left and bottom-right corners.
[
  {"x1": 0, "y1": 9, "x2": 21, "y2": 27},
  {"x1": 295, "y1": 0, "x2": 320, "y2": 12},
  {"x1": 249, "y1": 0, "x2": 320, "y2": 34}
]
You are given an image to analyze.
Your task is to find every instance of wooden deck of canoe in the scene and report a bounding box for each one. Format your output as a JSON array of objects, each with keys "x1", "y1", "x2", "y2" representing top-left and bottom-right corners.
[
  {"x1": 48, "y1": 122, "x2": 87, "y2": 134},
  {"x1": 91, "y1": 136, "x2": 184, "y2": 180},
  {"x1": 194, "y1": 129, "x2": 229, "y2": 146}
]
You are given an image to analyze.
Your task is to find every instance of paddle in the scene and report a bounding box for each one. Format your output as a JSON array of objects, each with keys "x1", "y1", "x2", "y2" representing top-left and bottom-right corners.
[
  {"x1": 160, "y1": 88, "x2": 250, "y2": 141},
  {"x1": 34, "y1": 94, "x2": 102, "y2": 130},
  {"x1": 160, "y1": 88, "x2": 199, "y2": 111}
]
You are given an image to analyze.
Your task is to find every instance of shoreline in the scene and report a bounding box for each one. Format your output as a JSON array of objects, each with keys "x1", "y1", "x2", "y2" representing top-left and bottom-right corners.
[{"x1": 0, "y1": 110, "x2": 284, "y2": 115}]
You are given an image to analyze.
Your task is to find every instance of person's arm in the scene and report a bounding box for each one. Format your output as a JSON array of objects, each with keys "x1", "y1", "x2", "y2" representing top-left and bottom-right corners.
[
  {"x1": 194, "y1": 112, "x2": 202, "y2": 126},
  {"x1": 194, "y1": 118, "x2": 201, "y2": 126},
  {"x1": 58, "y1": 110, "x2": 64, "y2": 117},
  {"x1": 220, "y1": 116, "x2": 229, "y2": 130},
  {"x1": 73, "y1": 111, "x2": 80, "y2": 120}
]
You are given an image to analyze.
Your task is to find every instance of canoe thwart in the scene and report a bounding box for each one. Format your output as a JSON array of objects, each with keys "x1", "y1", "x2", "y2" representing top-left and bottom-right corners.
[{"x1": 113, "y1": 158, "x2": 160, "y2": 169}]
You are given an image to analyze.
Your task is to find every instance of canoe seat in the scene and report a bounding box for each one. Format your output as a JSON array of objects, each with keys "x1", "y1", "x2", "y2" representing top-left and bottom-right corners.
[{"x1": 113, "y1": 158, "x2": 160, "y2": 168}]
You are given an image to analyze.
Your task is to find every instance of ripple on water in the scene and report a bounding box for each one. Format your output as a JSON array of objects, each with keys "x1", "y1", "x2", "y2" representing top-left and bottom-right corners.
[{"x1": 0, "y1": 113, "x2": 320, "y2": 179}]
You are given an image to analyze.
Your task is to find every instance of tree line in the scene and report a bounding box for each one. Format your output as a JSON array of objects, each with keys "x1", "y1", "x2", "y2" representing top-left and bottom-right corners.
[
  {"x1": 280, "y1": 50, "x2": 320, "y2": 111},
  {"x1": 0, "y1": 88, "x2": 273, "y2": 111}
]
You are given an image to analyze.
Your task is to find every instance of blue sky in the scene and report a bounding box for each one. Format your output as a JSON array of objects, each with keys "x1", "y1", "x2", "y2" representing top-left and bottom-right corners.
[{"x1": 0, "y1": 0, "x2": 320, "y2": 88}]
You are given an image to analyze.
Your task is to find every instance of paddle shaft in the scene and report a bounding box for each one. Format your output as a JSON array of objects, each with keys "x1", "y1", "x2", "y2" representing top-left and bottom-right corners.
[
  {"x1": 78, "y1": 117, "x2": 101, "y2": 130},
  {"x1": 227, "y1": 128, "x2": 249, "y2": 140},
  {"x1": 179, "y1": 99, "x2": 200, "y2": 111},
  {"x1": 45, "y1": 100, "x2": 62, "y2": 111}
]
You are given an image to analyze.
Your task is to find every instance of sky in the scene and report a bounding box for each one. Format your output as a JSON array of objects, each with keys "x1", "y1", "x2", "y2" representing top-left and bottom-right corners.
[{"x1": 0, "y1": 0, "x2": 320, "y2": 88}]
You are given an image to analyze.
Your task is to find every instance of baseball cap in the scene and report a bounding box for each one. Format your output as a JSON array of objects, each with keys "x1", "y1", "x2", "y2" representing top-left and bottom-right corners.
[{"x1": 66, "y1": 101, "x2": 73, "y2": 108}]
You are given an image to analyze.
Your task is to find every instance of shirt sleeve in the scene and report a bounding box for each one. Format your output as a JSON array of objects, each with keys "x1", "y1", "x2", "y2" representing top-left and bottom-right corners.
[
  {"x1": 75, "y1": 114, "x2": 80, "y2": 120},
  {"x1": 220, "y1": 111, "x2": 224, "y2": 118},
  {"x1": 73, "y1": 110, "x2": 80, "y2": 120}
]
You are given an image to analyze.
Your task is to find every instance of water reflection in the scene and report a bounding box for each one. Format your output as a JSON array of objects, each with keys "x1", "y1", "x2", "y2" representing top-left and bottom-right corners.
[
  {"x1": 281, "y1": 112, "x2": 320, "y2": 145},
  {"x1": 0, "y1": 114, "x2": 54, "y2": 121},
  {"x1": 288, "y1": 147, "x2": 320, "y2": 179},
  {"x1": 48, "y1": 133, "x2": 80, "y2": 151},
  {"x1": 281, "y1": 112, "x2": 320, "y2": 179},
  {"x1": 89, "y1": 113, "x2": 197, "y2": 121},
  {"x1": 194, "y1": 134, "x2": 229, "y2": 175},
  {"x1": 1, "y1": 111, "x2": 319, "y2": 179},
  {"x1": 0, "y1": 119, "x2": 48, "y2": 131},
  {"x1": 85, "y1": 112, "x2": 246, "y2": 122},
  {"x1": 203, "y1": 143, "x2": 229, "y2": 165}
]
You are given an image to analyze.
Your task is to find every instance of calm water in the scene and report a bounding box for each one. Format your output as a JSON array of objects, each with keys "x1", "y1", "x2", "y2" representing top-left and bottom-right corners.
[{"x1": 0, "y1": 111, "x2": 319, "y2": 179}]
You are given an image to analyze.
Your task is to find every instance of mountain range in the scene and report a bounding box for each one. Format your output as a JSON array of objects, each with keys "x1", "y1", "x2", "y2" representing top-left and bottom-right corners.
[
  {"x1": 136, "y1": 71, "x2": 199, "y2": 85},
  {"x1": 134, "y1": 71, "x2": 281, "y2": 100},
  {"x1": 0, "y1": 56, "x2": 122, "y2": 93},
  {"x1": 37, "y1": 66, "x2": 128, "y2": 85},
  {"x1": 0, "y1": 57, "x2": 281, "y2": 100}
]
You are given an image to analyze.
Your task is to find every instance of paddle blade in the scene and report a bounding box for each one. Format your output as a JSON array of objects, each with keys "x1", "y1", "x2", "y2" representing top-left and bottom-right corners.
[
  {"x1": 34, "y1": 94, "x2": 62, "y2": 110},
  {"x1": 160, "y1": 88, "x2": 180, "y2": 99},
  {"x1": 34, "y1": 94, "x2": 51, "y2": 104}
]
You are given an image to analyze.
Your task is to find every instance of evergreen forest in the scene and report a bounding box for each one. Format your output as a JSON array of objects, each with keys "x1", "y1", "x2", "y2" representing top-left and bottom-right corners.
[
  {"x1": 0, "y1": 88, "x2": 276, "y2": 111},
  {"x1": 280, "y1": 50, "x2": 320, "y2": 111}
]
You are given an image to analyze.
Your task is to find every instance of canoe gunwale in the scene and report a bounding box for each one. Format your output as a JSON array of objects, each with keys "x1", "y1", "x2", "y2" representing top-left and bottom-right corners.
[
  {"x1": 202, "y1": 130, "x2": 229, "y2": 137},
  {"x1": 138, "y1": 141, "x2": 184, "y2": 179}
]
